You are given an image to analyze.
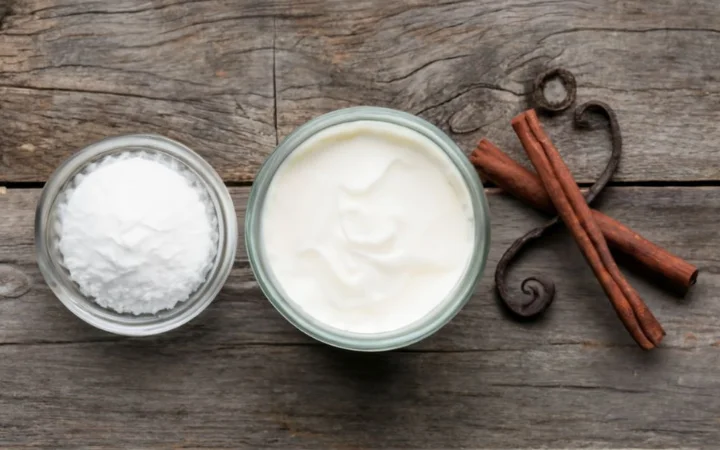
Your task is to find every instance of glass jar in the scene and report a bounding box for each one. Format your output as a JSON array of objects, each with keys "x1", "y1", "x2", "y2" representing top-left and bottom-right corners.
[
  {"x1": 35, "y1": 134, "x2": 237, "y2": 336},
  {"x1": 246, "y1": 107, "x2": 490, "y2": 351}
]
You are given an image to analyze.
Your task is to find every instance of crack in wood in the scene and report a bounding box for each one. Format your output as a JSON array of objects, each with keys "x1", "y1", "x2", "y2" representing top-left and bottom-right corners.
[
  {"x1": 583, "y1": 83, "x2": 720, "y2": 95},
  {"x1": 379, "y1": 53, "x2": 472, "y2": 84},
  {"x1": 538, "y1": 26, "x2": 720, "y2": 44},
  {"x1": 489, "y1": 382, "x2": 648, "y2": 394},
  {"x1": 27, "y1": 0, "x2": 205, "y2": 18},
  {"x1": 0, "y1": 83, "x2": 199, "y2": 103},
  {"x1": 273, "y1": 16, "x2": 278, "y2": 145},
  {"x1": 415, "y1": 82, "x2": 525, "y2": 117}
]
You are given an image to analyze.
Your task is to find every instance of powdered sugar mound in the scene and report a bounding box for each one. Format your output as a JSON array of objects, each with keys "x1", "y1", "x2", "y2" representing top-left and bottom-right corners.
[{"x1": 57, "y1": 152, "x2": 218, "y2": 315}]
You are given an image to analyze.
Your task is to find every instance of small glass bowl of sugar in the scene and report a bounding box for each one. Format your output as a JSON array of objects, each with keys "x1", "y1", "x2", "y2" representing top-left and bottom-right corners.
[{"x1": 35, "y1": 135, "x2": 237, "y2": 336}]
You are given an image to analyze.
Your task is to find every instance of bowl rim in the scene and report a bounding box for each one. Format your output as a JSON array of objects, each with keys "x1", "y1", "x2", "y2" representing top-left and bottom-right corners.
[
  {"x1": 245, "y1": 106, "x2": 491, "y2": 351},
  {"x1": 35, "y1": 134, "x2": 238, "y2": 336}
]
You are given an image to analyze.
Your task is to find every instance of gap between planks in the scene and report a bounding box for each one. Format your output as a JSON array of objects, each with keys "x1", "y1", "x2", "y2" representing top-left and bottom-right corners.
[{"x1": 4, "y1": 180, "x2": 720, "y2": 191}]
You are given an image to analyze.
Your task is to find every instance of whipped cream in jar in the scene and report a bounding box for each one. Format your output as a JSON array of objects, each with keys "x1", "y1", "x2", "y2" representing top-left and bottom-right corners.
[{"x1": 246, "y1": 107, "x2": 490, "y2": 351}]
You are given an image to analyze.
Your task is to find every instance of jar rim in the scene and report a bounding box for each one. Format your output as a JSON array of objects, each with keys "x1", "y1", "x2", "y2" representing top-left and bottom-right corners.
[
  {"x1": 35, "y1": 134, "x2": 238, "y2": 336},
  {"x1": 245, "y1": 106, "x2": 491, "y2": 351}
]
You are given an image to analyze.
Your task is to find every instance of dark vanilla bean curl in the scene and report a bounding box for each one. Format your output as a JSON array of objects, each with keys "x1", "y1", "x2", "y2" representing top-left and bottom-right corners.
[{"x1": 492, "y1": 65, "x2": 623, "y2": 318}]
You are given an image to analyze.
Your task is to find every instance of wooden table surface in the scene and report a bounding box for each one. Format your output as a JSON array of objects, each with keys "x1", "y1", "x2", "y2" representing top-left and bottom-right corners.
[{"x1": 1, "y1": 0, "x2": 719, "y2": 448}]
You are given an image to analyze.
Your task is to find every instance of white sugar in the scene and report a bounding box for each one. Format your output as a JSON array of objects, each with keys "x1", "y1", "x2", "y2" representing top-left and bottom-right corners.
[{"x1": 57, "y1": 153, "x2": 218, "y2": 315}]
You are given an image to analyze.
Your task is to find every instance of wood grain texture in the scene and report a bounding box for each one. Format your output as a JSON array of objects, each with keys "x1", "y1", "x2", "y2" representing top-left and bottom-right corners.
[
  {"x1": 275, "y1": 0, "x2": 720, "y2": 183},
  {"x1": 1, "y1": 186, "x2": 719, "y2": 448},
  {"x1": 0, "y1": 0, "x2": 277, "y2": 182},
  {"x1": 2, "y1": 0, "x2": 720, "y2": 448},
  {"x1": 1, "y1": 0, "x2": 719, "y2": 183}
]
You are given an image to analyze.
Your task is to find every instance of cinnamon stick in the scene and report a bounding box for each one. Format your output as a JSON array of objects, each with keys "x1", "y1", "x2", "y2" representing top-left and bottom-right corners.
[
  {"x1": 470, "y1": 138, "x2": 698, "y2": 291},
  {"x1": 511, "y1": 110, "x2": 665, "y2": 349}
]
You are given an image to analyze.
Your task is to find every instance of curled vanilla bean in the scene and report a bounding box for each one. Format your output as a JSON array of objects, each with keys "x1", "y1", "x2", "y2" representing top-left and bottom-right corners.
[
  {"x1": 532, "y1": 67, "x2": 577, "y2": 113},
  {"x1": 495, "y1": 217, "x2": 559, "y2": 317}
]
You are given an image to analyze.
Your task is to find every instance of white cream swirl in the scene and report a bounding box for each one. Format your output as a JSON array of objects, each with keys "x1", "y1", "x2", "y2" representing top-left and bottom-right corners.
[{"x1": 261, "y1": 121, "x2": 475, "y2": 333}]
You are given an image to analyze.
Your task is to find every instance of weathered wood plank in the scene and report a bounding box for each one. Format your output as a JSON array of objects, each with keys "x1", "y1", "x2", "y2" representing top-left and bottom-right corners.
[
  {"x1": 0, "y1": 0, "x2": 276, "y2": 182},
  {"x1": 2, "y1": 0, "x2": 719, "y2": 183},
  {"x1": 1, "y1": 344, "x2": 719, "y2": 448},
  {"x1": 2, "y1": 186, "x2": 716, "y2": 349},
  {"x1": 1, "y1": 185, "x2": 719, "y2": 447},
  {"x1": 276, "y1": 0, "x2": 720, "y2": 183}
]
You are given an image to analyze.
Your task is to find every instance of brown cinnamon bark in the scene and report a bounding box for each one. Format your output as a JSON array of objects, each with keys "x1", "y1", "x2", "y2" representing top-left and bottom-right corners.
[
  {"x1": 470, "y1": 138, "x2": 698, "y2": 291},
  {"x1": 511, "y1": 109, "x2": 665, "y2": 350}
]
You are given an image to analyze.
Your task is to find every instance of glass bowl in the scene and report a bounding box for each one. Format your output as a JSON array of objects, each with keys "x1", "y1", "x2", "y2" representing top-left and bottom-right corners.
[
  {"x1": 246, "y1": 107, "x2": 491, "y2": 351},
  {"x1": 35, "y1": 134, "x2": 237, "y2": 336}
]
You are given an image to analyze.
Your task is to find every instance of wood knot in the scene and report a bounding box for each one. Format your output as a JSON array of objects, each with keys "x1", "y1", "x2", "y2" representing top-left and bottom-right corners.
[
  {"x1": 0, "y1": 265, "x2": 31, "y2": 298},
  {"x1": 448, "y1": 103, "x2": 483, "y2": 135}
]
